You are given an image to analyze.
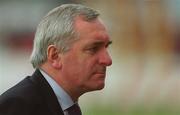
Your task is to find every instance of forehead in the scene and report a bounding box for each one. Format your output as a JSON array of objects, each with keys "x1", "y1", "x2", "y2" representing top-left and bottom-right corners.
[{"x1": 74, "y1": 16, "x2": 110, "y2": 42}]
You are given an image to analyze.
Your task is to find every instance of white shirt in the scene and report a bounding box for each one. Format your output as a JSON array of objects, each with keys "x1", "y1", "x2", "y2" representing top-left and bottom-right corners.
[{"x1": 40, "y1": 69, "x2": 74, "y2": 115}]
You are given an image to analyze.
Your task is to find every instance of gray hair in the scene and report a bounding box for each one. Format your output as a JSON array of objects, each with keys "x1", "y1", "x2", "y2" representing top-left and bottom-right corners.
[{"x1": 30, "y1": 4, "x2": 99, "y2": 68}]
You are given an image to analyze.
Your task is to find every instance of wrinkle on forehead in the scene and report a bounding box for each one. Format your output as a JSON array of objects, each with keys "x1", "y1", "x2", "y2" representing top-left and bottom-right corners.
[{"x1": 73, "y1": 16, "x2": 110, "y2": 43}]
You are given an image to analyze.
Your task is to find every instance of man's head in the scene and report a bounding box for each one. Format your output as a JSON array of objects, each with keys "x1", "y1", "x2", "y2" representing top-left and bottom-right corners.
[
  {"x1": 30, "y1": 4, "x2": 100, "y2": 68},
  {"x1": 30, "y1": 4, "x2": 112, "y2": 100}
]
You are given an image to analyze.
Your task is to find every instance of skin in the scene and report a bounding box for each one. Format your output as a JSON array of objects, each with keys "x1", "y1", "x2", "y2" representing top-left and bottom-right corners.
[{"x1": 41, "y1": 16, "x2": 112, "y2": 102}]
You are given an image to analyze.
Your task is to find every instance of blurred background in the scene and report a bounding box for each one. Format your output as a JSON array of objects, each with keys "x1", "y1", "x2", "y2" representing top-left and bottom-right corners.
[{"x1": 0, "y1": 0, "x2": 180, "y2": 115}]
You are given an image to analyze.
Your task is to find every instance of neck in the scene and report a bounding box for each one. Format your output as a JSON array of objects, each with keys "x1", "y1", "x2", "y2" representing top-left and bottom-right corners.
[{"x1": 40, "y1": 64, "x2": 82, "y2": 102}]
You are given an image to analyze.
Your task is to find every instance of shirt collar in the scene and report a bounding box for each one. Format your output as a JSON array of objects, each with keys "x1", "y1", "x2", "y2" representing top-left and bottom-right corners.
[{"x1": 39, "y1": 69, "x2": 74, "y2": 111}]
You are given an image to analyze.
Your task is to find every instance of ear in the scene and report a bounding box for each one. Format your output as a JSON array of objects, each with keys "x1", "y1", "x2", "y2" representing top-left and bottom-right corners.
[{"x1": 47, "y1": 45, "x2": 62, "y2": 69}]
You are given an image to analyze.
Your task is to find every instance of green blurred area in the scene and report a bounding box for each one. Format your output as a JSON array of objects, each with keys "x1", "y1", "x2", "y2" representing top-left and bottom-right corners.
[{"x1": 83, "y1": 105, "x2": 180, "y2": 115}]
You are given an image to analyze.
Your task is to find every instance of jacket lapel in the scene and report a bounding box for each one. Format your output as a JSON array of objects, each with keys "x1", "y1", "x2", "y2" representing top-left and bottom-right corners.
[{"x1": 30, "y1": 69, "x2": 64, "y2": 115}]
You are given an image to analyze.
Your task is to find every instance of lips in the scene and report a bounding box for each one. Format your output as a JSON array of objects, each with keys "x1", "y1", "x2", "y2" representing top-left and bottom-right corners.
[
  {"x1": 94, "y1": 70, "x2": 106, "y2": 78},
  {"x1": 95, "y1": 67, "x2": 106, "y2": 74},
  {"x1": 91, "y1": 66, "x2": 106, "y2": 78},
  {"x1": 95, "y1": 72, "x2": 105, "y2": 75}
]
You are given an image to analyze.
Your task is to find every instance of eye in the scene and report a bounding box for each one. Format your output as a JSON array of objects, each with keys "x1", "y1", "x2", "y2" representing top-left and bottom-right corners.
[
  {"x1": 106, "y1": 41, "x2": 112, "y2": 48},
  {"x1": 87, "y1": 46, "x2": 99, "y2": 54}
]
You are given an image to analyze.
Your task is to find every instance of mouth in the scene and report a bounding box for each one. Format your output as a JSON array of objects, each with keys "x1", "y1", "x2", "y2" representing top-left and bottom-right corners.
[
  {"x1": 94, "y1": 72, "x2": 106, "y2": 79},
  {"x1": 95, "y1": 72, "x2": 105, "y2": 75},
  {"x1": 95, "y1": 67, "x2": 106, "y2": 74},
  {"x1": 92, "y1": 67, "x2": 106, "y2": 78}
]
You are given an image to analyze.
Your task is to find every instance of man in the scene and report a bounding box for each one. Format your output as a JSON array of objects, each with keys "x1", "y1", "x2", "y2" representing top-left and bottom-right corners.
[{"x1": 0, "y1": 4, "x2": 112, "y2": 115}]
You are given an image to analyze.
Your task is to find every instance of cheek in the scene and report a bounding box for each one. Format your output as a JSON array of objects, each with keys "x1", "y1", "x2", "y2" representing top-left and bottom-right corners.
[
  {"x1": 62, "y1": 54, "x2": 87, "y2": 77},
  {"x1": 69, "y1": 59, "x2": 97, "y2": 85},
  {"x1": 79, "y1": 60, "x2": 99, "y2": 84},
  {"x1": 62, "y1": 52, "x2": 98, "y2": 80}
]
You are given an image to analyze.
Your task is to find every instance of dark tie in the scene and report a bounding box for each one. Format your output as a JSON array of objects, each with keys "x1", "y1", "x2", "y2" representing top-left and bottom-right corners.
[{"x1": 67, "y1": 104, "x2": 82, "y2": 115}]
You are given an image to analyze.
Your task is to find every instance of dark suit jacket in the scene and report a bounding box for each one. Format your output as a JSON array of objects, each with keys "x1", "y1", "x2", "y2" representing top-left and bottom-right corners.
[{"x1": 0, "y1": 69, "x2": 64, "y2": 115}]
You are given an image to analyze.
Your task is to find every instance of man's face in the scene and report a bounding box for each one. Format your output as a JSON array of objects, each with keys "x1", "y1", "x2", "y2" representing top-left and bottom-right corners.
[{"x1": 61, "y1": 17, "x2": 112, "y2": 94}]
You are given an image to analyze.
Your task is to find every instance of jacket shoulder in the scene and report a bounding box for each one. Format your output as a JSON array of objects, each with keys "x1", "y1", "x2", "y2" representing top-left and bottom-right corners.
[{"x1": 0, "y1": 70, "x2": 48, "y2": 115}]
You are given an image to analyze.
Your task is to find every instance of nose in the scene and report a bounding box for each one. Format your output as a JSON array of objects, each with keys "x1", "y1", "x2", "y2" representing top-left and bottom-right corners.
[{"x1": 99, "y1": 50, "x2": 112, "y2": 66}]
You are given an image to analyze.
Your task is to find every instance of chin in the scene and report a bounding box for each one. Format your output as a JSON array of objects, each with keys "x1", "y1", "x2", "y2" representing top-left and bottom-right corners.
[
  {"x1": 82, "y1": 82, "x2": 105, "y2": 93},
  {"x1": 90, "y1": 83, "x2": 105, "y2": 91}
]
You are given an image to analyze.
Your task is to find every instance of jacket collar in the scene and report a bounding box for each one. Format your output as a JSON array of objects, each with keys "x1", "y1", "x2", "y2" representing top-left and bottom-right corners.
[{"x1": 30, "y1": 69, "x2": 64, "y2": 115}]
